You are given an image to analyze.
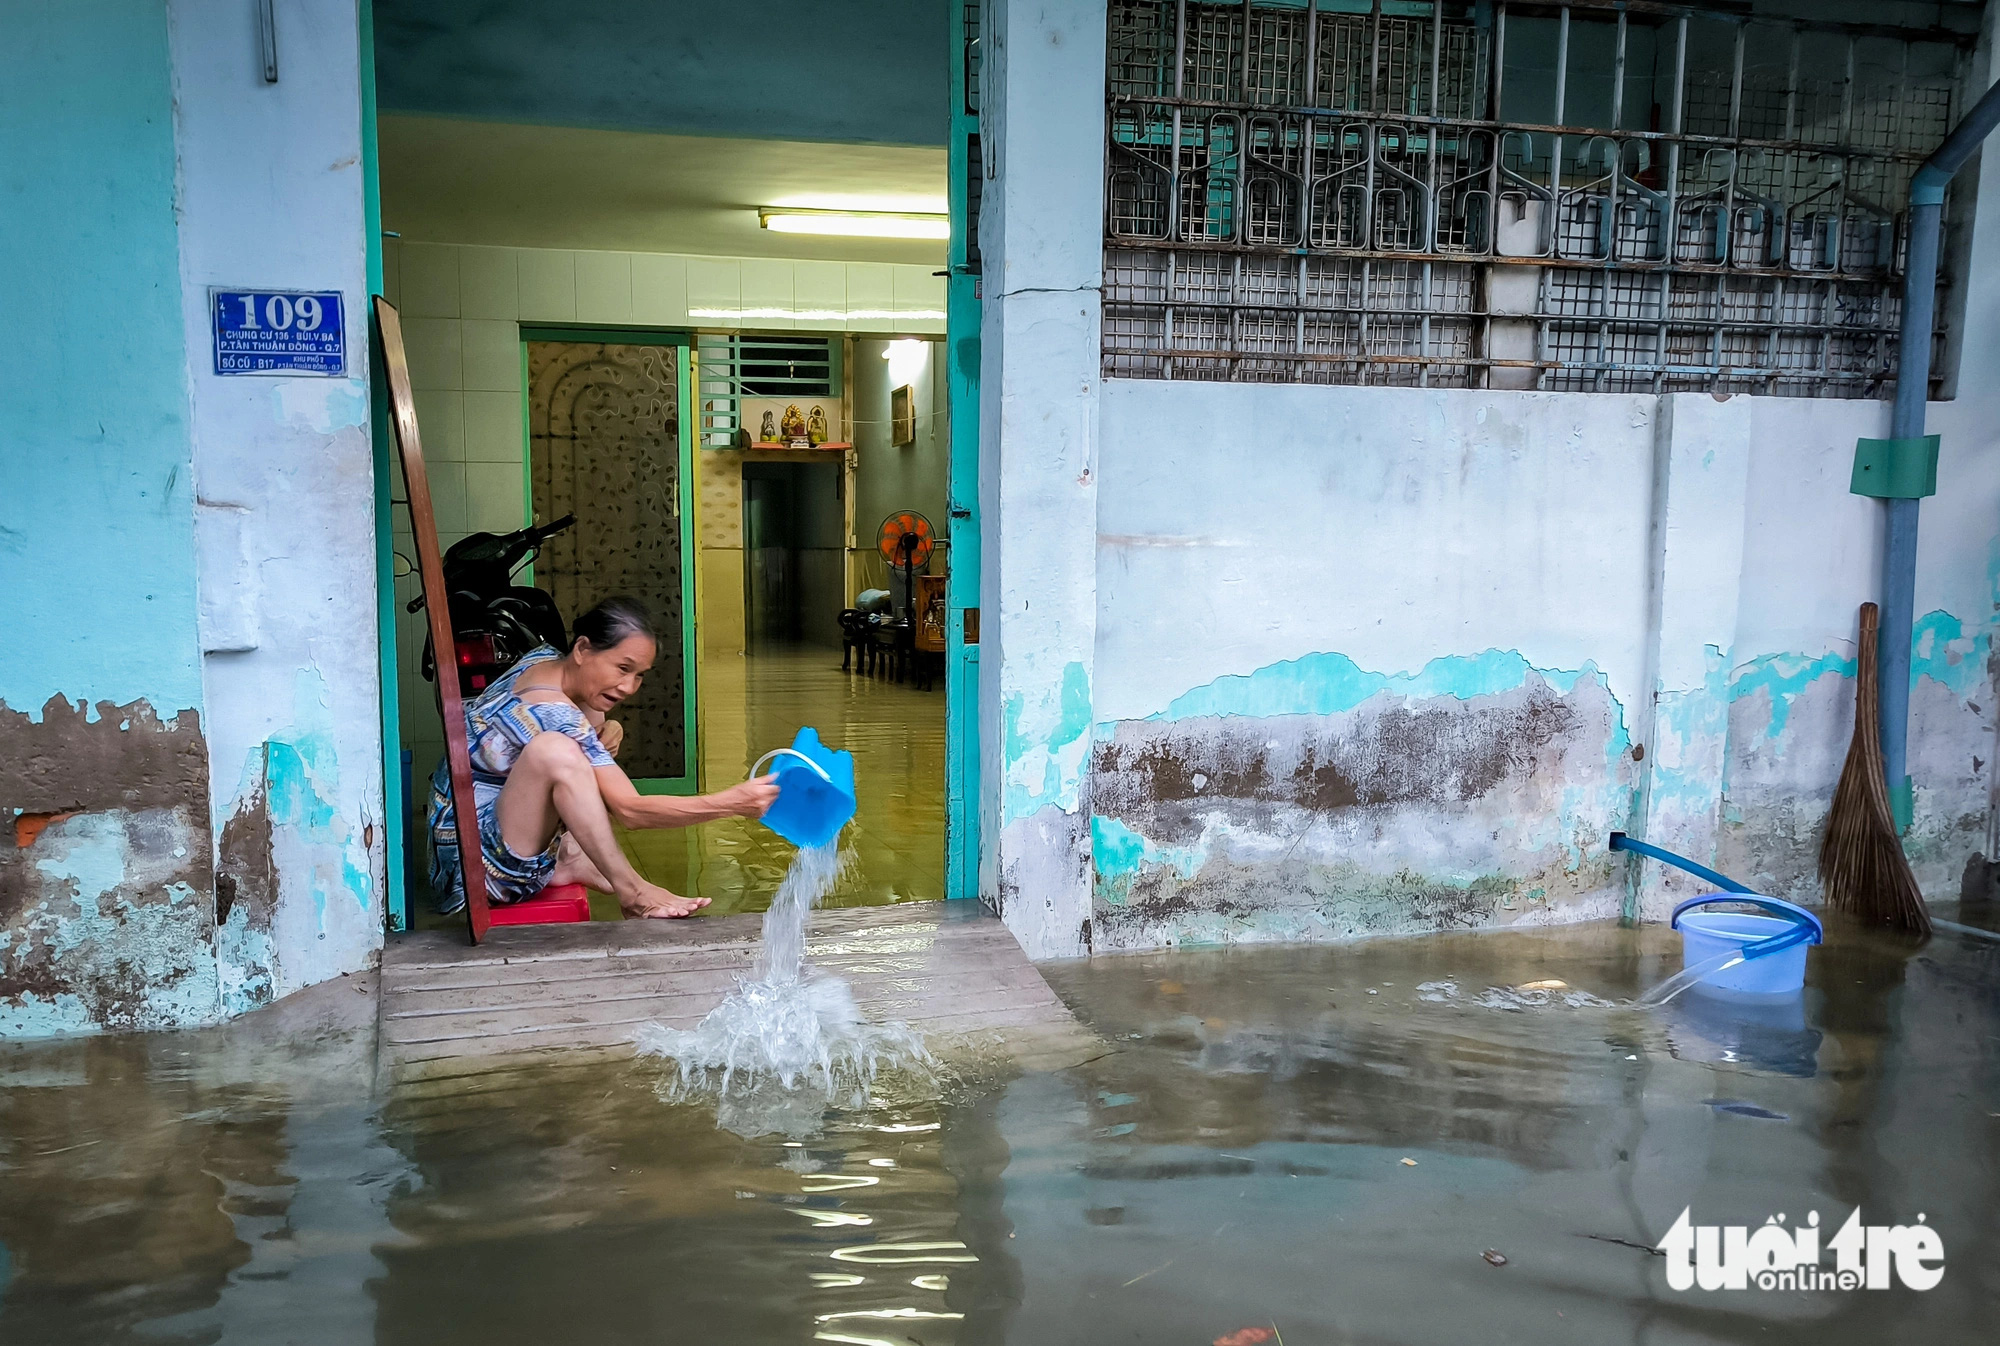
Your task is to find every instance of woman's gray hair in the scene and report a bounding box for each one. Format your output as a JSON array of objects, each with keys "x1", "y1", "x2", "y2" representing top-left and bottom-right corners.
[{"x1": 569, "y1": 596, "x2": 656, "y2": 652}]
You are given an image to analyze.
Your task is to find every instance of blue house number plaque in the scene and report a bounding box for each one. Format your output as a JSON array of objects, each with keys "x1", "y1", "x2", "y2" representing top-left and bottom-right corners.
[{"x1": 211, "y1": 289, "x2": 346, "y2": 376}]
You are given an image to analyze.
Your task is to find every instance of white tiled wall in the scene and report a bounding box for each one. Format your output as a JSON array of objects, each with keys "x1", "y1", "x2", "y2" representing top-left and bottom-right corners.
[{"x1": 383, "y1": 240, "x2": 947, "y2": 781}]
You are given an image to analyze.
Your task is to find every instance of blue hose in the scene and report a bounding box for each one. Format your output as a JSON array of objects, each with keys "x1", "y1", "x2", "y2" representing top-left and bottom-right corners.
[
  {"x1": 1609, "y1": 832, "x2": 1752, "y2": 893},
  {"x1": 1610, "y1": 832, "x2": 1824, "y2": 962}
]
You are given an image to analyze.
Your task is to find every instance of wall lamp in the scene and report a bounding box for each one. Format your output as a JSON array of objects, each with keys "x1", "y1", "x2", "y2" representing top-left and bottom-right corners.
[{"x1": 758, "y1": 208, "x2": 950, "y2": 241}]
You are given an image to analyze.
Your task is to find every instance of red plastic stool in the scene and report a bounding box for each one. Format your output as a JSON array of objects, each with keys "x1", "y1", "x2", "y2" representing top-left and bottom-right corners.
[{"x1": 487, "y1": 882, "x2": 592, "y2": 926}]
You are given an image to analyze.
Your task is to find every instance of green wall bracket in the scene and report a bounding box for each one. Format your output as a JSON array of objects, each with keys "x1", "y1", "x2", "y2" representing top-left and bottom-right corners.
[
  {"x1": 1890, "y1": 776, "x2": 1914, "y2": 834},
  {"x1": 1851, "y1": 435, "x2": 1939, "y2": 499}
]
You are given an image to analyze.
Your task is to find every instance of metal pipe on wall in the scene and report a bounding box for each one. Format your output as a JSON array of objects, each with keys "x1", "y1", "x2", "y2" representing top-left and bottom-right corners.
[{"x1": 1880, "y1": 76, "x2": 2000, "y2": 818}]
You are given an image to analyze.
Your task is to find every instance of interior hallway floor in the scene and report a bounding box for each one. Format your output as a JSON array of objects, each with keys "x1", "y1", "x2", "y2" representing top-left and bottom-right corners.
[{"x1": 615, "y1": 643, "x2": 945, "y2": 919}]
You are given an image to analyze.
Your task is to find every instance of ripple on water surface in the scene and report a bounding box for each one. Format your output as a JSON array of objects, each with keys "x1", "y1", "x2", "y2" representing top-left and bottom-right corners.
[{"x1": 1, "y1": 917, "x2": 1995, "y2": 1345}]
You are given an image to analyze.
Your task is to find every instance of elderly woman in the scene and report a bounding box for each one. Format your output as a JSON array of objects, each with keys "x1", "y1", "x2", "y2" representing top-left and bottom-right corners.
[{"x1": 429, "y1": 596, "x2": 777, "y2": 918}]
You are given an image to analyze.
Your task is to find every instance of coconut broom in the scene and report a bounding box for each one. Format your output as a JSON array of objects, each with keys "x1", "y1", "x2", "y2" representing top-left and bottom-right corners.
[{"x1": 1819, "y1": 602, "x2": 1932, "y2": 936}]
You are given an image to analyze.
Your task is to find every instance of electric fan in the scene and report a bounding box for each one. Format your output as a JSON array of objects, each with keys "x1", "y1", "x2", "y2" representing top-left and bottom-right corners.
[{"x1": 876, "y1": 510, "x2": 935, "y2": 619}]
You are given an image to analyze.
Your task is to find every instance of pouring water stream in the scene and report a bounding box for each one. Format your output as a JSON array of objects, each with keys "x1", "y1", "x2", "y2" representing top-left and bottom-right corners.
[{"x1": 636, "y1": 744, "x2": 935, "y2": 1135}]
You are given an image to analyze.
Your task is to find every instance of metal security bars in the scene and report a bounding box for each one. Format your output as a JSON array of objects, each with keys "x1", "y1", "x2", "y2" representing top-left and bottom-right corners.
[
  {"x1": 964, "y1": 0, "x2": 982, "y2": 115},
  {"x1": 1102, "y1": 0, "x2": 1977, "y2": 394},
  {"x1": 696, "y1": 335, "x2": 841, "y2": 447}
]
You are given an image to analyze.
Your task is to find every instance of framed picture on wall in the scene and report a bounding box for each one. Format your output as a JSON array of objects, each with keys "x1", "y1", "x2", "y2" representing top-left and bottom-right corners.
[{"x1": 891, "y1": 384, "x2": 915, "y2": 446}]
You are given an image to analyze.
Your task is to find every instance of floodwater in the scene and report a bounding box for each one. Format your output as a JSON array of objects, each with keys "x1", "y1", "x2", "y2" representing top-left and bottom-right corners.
[
  {"x1": 624, "y1": 646, "x2": 947, "y2": 917},
  {"x1": 2, "y1": 916, "x2": 1996, "y2": 1344}
]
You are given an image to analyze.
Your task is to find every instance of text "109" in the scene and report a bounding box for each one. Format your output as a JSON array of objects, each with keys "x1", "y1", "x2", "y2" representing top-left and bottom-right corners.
[{"x1": 232, "y1": 293, "x2": 326, "y2": 332}]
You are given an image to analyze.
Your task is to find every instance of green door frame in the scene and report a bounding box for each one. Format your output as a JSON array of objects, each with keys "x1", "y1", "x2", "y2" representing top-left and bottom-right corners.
[
  {"x1": 360, "y1": 0, "x2": 408, "y2": 930},
  {"x1": 520, "y1": 325, "x2": 702, "y2": 795},
  {"x1": 366, "y1": 0, "x2": 983, "y2": 908},
  {"x1": 946, "y1": 9, "x2": 982, "y2": 900}
]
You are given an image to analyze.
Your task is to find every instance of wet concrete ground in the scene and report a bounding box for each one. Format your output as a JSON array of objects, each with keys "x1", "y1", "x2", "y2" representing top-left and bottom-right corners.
[{"x1": 1, "y1": 916, "x2": 1995, "y2": 1344}]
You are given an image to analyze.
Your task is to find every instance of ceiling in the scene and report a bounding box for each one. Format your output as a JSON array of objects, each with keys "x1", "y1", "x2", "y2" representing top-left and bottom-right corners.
[
  {"x1": 378, "y1": 115, "x2": 949, "y2": 264},
  {"x1": 372, "y1": 0, "x2": 950, "y2": 147}
]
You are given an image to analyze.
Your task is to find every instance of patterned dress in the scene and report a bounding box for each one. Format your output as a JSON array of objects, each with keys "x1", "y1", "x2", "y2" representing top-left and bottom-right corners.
[{"x1": 427, "y1": 645, "x2": 614, "y2": 912}]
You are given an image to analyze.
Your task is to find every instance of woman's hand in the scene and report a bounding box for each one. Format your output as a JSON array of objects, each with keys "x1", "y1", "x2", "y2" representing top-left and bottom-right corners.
[
  {"x1": 597, "y1": 718, "x2": 624, "y2": 758},
  {"x1": 596, "y1": 767, "x2": 782, "y2": 829},
  {"x1": 724, "y1": 774, "x2": 780, "y2": 819}
]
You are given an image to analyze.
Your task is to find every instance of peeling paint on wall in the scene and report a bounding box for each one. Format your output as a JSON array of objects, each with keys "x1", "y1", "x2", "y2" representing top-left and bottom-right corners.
[
  {"x1": 1088, "y1": 654, "x2": 1634, "y2": 951},
  {"x1": 1717, "y1": 595, "x2": 2000, "y2": 906},
  {"x1": 1004, "y1": 660, "x2": 1092, "y2": 825},
  {"x1": 211, "y1": 669, "x2": 381, "y2": 1011},
  {"x1": 0, "y1": 697, "x2": 217, "y2": 1034},
  {"x1": 215, "y1": 757, "x2": 275, "y2": 1014}
]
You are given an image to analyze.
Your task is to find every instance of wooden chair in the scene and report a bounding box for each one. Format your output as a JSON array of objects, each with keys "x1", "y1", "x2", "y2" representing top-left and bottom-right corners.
[
  {"x1": 913, "y1": 575, "x2": 947, "y2": 691},
  {"x1": 839, "y1": 607, "x2": 870, "y2": 672}
]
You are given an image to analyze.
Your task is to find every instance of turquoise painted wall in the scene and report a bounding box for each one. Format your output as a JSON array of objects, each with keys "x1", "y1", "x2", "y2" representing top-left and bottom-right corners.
[
  {"x1": 0, "y1": 0, "x2": 201, "y2": 716},
  {"x1": 0, "y1": 0, "x2": 220, "y2": 1038},
  {"x1": 373, "y1": 0, "x2": 950, "y2": 146}
]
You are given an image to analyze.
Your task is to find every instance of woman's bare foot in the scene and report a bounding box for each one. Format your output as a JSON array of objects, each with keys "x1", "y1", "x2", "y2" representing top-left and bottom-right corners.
[{"x1": 618, "y1": 880, "x2": 709, "y2": 919}]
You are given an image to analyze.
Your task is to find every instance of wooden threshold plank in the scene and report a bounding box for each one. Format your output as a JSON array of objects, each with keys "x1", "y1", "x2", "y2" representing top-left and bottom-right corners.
[
  {"x1": 379, "y1": 926, "x2": 1026, "y2": 995},
  {"x1": 381, "y1": 906, "x2": 1005, "y2": 957},
  {"x1": 384, "y1": 973, "x2": 1063, "y2": 1047},
  {"x1": 387, "y1": 1009, "x2": 1104, "y2": 1082},
  {"x1": 382, "y1": 901, "x2": 963, "y2": 971},
  {"x1": 378, "y1": 899, "x2": 1096, "y2": 1082},
  {"x1": 385, "y1": 954, "x2": 1053, "y2": 1021},
  {"x1": 383, "y1": 935, "x2": 1033, "y2": 996},
  {"x1": 380, "y1": 914, "x2": 1016, "y2": 988},
  {"x1": 384, "y1": 946, "x2": 762, "y2": 994}
]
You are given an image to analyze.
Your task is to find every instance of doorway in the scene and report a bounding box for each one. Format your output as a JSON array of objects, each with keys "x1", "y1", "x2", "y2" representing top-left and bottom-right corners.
[
  {"x1": 525, "y1": 334, "x2": 698, "y2": 792},
  {"x1": 365, "y1": 3, "x2": 980, "y2": 923},
  {"x1": 742, "y1": 461, "x2": 844, "y2": 649}
]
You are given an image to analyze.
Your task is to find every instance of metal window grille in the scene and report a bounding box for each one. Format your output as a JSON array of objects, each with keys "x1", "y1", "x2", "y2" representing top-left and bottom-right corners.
[
  {"x1": 965, "y1": 1, "x2": 983, "y2": 115},
  {"x1": 696, "y1": 335, "x2": 841, "y2": 447},
  {"x1": 967, "y1": 132, "x2": 985, "y2": 272},
  {"x1": 1102, "y1": 0, "x2": 1976, "y2": 395}
]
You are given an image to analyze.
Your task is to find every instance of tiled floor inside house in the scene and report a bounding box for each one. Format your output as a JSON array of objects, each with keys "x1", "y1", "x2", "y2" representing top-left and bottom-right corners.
[{"x1": 615, "y1": 642, "x2": 946, "y2": 918}]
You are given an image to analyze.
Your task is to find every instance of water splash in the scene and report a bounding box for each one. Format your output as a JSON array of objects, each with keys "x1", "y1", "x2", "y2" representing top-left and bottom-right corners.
[
  {"x1": 1635, "y1": 949, "x2": 1748, "y2": 1008},
  {"x1": 1416, "y1": 978, "x2": 1615, "y2": 1010},
  {"x1": 636, "y1": 843, "x2": 936, "y2": 1138}
]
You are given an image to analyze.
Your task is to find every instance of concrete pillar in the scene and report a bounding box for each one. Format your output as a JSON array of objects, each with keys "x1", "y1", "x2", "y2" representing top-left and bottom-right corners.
[
  {"x1": 1630, "y1": 393, "x2": 1754, "y2": 918},
  {"x1": 168, "y1": 0, "x2": 382, "y2": 1009},
  {"x1": 978, "y1": 0, "x2": 1106, "y2": 958}
]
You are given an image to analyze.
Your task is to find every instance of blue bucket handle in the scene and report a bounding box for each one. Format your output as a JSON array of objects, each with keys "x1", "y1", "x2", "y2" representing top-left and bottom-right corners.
[
  {"x1": 749, "y1": 747, "x2": 834, "y2": 783},
  {"x1": 1670, "y1": 893, "x2": 1824, "y2": 960},
  {"x1": 1611, "y1": 832, "x2": 1824, "y2": 962}
]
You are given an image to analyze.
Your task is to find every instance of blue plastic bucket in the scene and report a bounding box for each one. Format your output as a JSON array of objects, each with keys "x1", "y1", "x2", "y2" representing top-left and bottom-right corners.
[
  {"x1": 752, "y1": 727, "x2": 856, "y2": 849},
  {"x1": 1673, "y1": 902, "x2": 1817, "y2": 996}
]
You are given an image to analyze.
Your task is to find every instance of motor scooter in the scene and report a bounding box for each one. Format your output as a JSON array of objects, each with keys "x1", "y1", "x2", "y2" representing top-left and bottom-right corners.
[{"x1": 409, "y1": 515, "x2": 574, "y2": 695}]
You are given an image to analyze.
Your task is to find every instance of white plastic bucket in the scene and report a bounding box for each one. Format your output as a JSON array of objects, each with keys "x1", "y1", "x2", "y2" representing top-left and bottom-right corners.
[{"x1": 1677, "y1": 911, "x2": 1810, "y2": 996}]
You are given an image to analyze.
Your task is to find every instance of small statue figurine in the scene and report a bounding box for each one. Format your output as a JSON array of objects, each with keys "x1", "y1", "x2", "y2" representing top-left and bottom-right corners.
[
  {"x1": 781, "y1": 403, "x2": 808, "y2": 447},
  {"x1": 759, "y1": 409, "x2": 778, "y2": 443},
  {"x1": 807, "y1": 405, "x2": 829, "y2": 446}
]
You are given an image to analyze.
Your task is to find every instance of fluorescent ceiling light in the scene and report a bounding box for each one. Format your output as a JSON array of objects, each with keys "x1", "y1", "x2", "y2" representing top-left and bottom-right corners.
[
  {"x1": 759, "y1": 208, "x2": 949, "y2": 240},
  {"x1": 883, "y1": 338, "x2": 931, "y2": 388},
  {"x1": 770, "y1": 192, "x2": 948, "y2": 215},
  {"x1": 688, "y1": 307, "x2": 946, "y2": 322}
]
